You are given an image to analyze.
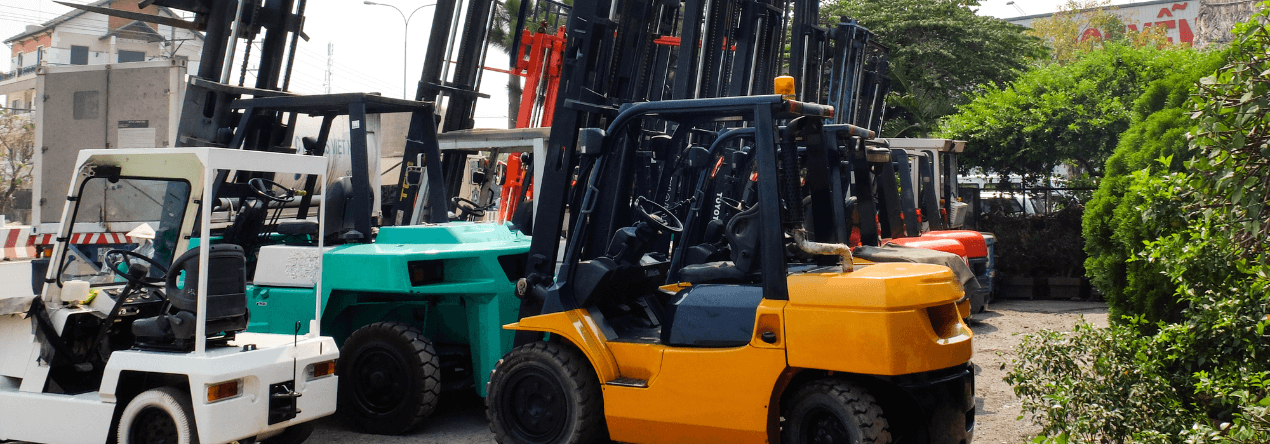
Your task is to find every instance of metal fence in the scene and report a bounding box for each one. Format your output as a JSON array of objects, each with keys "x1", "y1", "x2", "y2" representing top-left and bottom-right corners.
[{"x1": 958, "y1": 186, "x2": 1097, "y2": 230}]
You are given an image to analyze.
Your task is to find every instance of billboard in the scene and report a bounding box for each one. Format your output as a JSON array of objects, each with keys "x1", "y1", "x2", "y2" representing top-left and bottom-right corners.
[{"x1": 1009, "y1": 0, "x2": 1201, "y2": 45}]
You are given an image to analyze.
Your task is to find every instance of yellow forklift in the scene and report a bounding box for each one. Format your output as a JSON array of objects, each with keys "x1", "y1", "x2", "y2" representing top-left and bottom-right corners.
[{"x1": 486, "y1": 95, "x2": 975, "y2": 444}]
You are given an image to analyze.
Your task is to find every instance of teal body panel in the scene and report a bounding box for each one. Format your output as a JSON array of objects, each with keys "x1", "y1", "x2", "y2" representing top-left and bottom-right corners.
[
  {"x1": 247, "y1": 286, "x2": 318, "y2": 334},
  {"x1": 246, "y1": 222, "x2": 530, "y2": 397}
]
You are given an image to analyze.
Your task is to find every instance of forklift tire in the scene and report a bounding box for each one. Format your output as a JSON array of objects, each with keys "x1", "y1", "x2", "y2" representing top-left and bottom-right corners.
[
  {"x1": 259, "y1": 421, "x2": 316, "y2": 444},
  {"x1": 117, "y1": 387, "x2": 198, "y2": 444},
  {"x1": 782, "y1": 379, "x2": 891, "y2": 444},
  {"x1": 487, "y1": 341, "x2": 606, "y2": 444},
  {"x1": 337, "y1": 321, "x2": 441, "y2": 435}
]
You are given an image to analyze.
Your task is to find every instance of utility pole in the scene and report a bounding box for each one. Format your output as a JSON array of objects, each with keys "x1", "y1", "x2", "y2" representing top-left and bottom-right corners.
[{"x1": 324, "y1": 42, "x2": 333, "y2": 94}]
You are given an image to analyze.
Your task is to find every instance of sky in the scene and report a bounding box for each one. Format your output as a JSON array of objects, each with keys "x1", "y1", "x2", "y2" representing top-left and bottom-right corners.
[{"x1": 0, "y1": 0, "x2": 1146, "y2": 127}]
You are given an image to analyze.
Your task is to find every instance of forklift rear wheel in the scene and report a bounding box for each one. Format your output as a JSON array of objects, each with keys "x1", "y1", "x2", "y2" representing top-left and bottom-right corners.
[
  {"x1": 116, "y1": 387, "x2": 197, "y2": 444},
  {"x1": 487, "y1": 341, "x2": 606, "y2": 444},
  {"x1": 338, "y1": 321, "x2": 441, "y2": 435},
  {"x1": 783, "y1": 379, "x2": 891, "y2": 444}
]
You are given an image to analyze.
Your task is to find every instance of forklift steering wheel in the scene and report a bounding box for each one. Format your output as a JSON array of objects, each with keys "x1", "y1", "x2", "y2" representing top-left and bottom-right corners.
[
  {"x1": 453, "y1": 197, "x2": 486, "y2": 218},
  {"x1": 104, "y1": 249, "x2": 168, "y2": 289},
  {"x1": 719, "y1": 196, "x2": 747, "y2": 213},
  {"x1": 248, "y1": 178, "x2": 296, "y2": 203},
  {"x1": 633, "y1": 196, "x2": 683, "y2": 233}
]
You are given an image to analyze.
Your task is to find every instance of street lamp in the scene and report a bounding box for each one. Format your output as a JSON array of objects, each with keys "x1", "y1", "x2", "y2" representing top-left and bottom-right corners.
[
  {"x1": 1005, "y1": 1, "x2": 1026, "y2": 15},
  {"x1": 364, "y1": 1, "x2": 435, "y2": 99}
]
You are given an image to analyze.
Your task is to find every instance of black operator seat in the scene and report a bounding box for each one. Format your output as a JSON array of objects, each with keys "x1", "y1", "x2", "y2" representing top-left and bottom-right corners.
[
  {"x1": 132, "y1": 244, "x2": 249, "y2": 346},
  {"x1": 323, "y1": 176, "x2": 373, "y2": 243},
  {"x1": 677, "y1": 202, "x2": 762, "y2": 284}
]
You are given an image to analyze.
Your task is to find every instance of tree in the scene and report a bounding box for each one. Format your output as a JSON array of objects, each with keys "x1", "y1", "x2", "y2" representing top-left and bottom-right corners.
[
  {"x1": 490, "y1": 0, "x2": 526, "y2": 129},
  {"x1": 820, "y1": 0, "x2": 1046, "y2": 137},
  {"x1": 0, "y1": 111, "x2": 33, "y2": 220},
  {"x1": 938, "y1": 42, "x2": 1209, "y2": 179}
]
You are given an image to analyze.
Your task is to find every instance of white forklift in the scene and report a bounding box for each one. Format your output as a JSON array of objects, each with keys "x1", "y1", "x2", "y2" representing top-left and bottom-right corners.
[{"x1": 0, "y1": 148, "x2": 339, "y2": 444}]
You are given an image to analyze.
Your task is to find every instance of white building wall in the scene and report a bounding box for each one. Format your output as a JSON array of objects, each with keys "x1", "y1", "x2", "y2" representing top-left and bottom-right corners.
[{"x1": 1008, "y1": 0, "x2": 1202, "y2": 46}]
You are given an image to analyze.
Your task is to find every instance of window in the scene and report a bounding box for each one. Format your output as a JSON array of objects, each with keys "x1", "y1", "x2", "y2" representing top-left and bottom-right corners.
[
  {"x1": 118, "y1": 50, "x2": 145, "y2": 63},
  {"x1": 57, "y1": 177, "x2": 191, "y2": 286},
  {"x1": 35, "y1": 46, "x2": 43, "y2": 65},
  {"x1": 71, "y1": 45, "x2": 88, "y2": 65},
  {"x1": 15, "y1": 52, "x2": 22, "y2": 67}
]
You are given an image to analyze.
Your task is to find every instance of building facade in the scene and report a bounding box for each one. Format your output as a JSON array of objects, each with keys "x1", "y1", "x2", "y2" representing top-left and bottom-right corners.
[
  {"x1": 1, "y1": 0, "x2": 203, "y2": 113},
  {"x1": 1007, "y1": 0, "x2": 1259, "y2": 49}
]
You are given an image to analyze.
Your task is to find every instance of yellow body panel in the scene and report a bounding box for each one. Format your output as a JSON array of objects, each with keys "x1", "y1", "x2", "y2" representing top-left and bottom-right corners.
[
  {"x1": 785, "y1": 263, "x2": 973, "y2": 375},
  {"x1": 504, "y1": 310, "x2": 621, "y2": 381},
  {"x1": 603, "y1": 344, "x2": 785, "y2": 443},
  {"x1": 957, "y1": 298, "x2": 971, "y2": 318},
  {"x1": 507, "y1": 300, "x2": 789, "y2": 444},
  {"x1": 607, "y1": 341, "x2": 665, "y2": 383}
]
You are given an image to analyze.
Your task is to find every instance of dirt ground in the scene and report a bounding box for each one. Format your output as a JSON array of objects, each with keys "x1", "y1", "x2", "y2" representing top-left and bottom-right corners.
[{"x1": 969, "y1": 298, "x2": 1110, "y2": 444}]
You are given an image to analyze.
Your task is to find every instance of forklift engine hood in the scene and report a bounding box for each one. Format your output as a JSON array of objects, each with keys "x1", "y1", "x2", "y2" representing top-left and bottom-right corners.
[{"x1": 784, "y1": 262, "x2": 972, "y2": 376}]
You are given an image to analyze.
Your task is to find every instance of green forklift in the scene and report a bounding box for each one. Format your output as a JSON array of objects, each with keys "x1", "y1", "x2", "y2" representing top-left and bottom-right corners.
[{"x1": 207, "y1": 94, "x2": 529, "y2": 435}]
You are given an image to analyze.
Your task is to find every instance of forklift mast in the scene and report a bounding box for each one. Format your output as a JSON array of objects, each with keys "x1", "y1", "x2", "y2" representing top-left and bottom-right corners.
[{"x1": 522, "y1": 0, "x2": 894, "y2": 289}]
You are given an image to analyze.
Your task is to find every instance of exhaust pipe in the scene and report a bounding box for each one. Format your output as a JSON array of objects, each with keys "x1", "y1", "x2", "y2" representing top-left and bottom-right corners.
[{"x1": 792, "y1": 228, "x2": 854, "y2": 272}]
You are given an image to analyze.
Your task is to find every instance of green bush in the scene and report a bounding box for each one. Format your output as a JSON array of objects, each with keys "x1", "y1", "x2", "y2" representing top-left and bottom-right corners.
[
  {"x1": 1011, "y1": 173, "x2": 1270, "y2": 443},
  {"x1": 1083, "y1": 51, "x2": 1227, "y2": 323},
  {"x1": 1008, "y1": 7, "x2": 1270, "y2": 442}
]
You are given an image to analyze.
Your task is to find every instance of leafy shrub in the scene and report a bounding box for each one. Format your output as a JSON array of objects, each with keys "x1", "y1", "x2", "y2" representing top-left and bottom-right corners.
[
  {"x1": 1008, "y1": 6, "x2": 1270, "y2": 442},
  {"x1": 1083, "y1": 51, "x2": 1227, "y2": 323},
  {"x1": 1010, "y1": 174, "x2": 1270, "y2": 443}
]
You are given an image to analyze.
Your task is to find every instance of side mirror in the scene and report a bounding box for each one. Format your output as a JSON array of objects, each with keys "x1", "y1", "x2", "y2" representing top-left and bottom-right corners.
[{"x1": 579, "y1": 128, "x2": 606, "y2": 156}]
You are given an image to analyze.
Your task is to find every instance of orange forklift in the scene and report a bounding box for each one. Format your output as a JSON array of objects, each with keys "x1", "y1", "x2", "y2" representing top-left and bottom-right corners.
[{"x1": 486, "y1": 95, "x2": 975, "y2": 444}]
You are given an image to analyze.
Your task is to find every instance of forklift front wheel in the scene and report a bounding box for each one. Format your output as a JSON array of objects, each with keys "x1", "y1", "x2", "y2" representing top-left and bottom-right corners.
[
  {"x1": 487, "y1": 341, "x2": 607, "y2": 444},
  {"x1": 782, "y1": 379, "x2": 892, "y2": 444},
  {"x1": 337, "y1": 322, "x2": 441, "y2": 435},
  {"x1": 116, "y1": 387, "x2": 196, "y2": 444}
]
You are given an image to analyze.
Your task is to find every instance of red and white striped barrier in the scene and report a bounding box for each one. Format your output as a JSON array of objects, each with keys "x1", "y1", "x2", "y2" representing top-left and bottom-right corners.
[
  {"x1": 1, "y1": 228, "x2": 137, "y2": 260},
  {"x1": 1, "y1": 227, "x2": 36, "y2": 261},
  {"x1": 29, "y1": 232, "x2": 134, "y2": 246}
]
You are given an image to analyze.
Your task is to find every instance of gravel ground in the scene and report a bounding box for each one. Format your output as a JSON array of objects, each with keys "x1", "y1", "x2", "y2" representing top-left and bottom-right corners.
[
  {"x1": 311, "y1": 392, "x2": 494, "y2": 443},
  {"x1": 968, "y1": 298, "x2": 1110, "y2": 444},
  {"x1": 310, "y1": 298, "x2": 1110, "y2": 444}
]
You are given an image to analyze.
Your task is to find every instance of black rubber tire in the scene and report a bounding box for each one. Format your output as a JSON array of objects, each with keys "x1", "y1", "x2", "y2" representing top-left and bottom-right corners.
[
  {"x1": 337, "y1": 321, "x2": 441, "y2": 435},
  {"x1": 259, "y1": 421, "x2": 316, "y2": 444},
  {"x1": 486, "y1": 341, "x2": 607, "y2": 444},
  {"x1": 782, "y1": 379, "x2": 891, "y2": 444},
  {"x1": 117, "y1": 387, "x2": 199, "y2": 444}
]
